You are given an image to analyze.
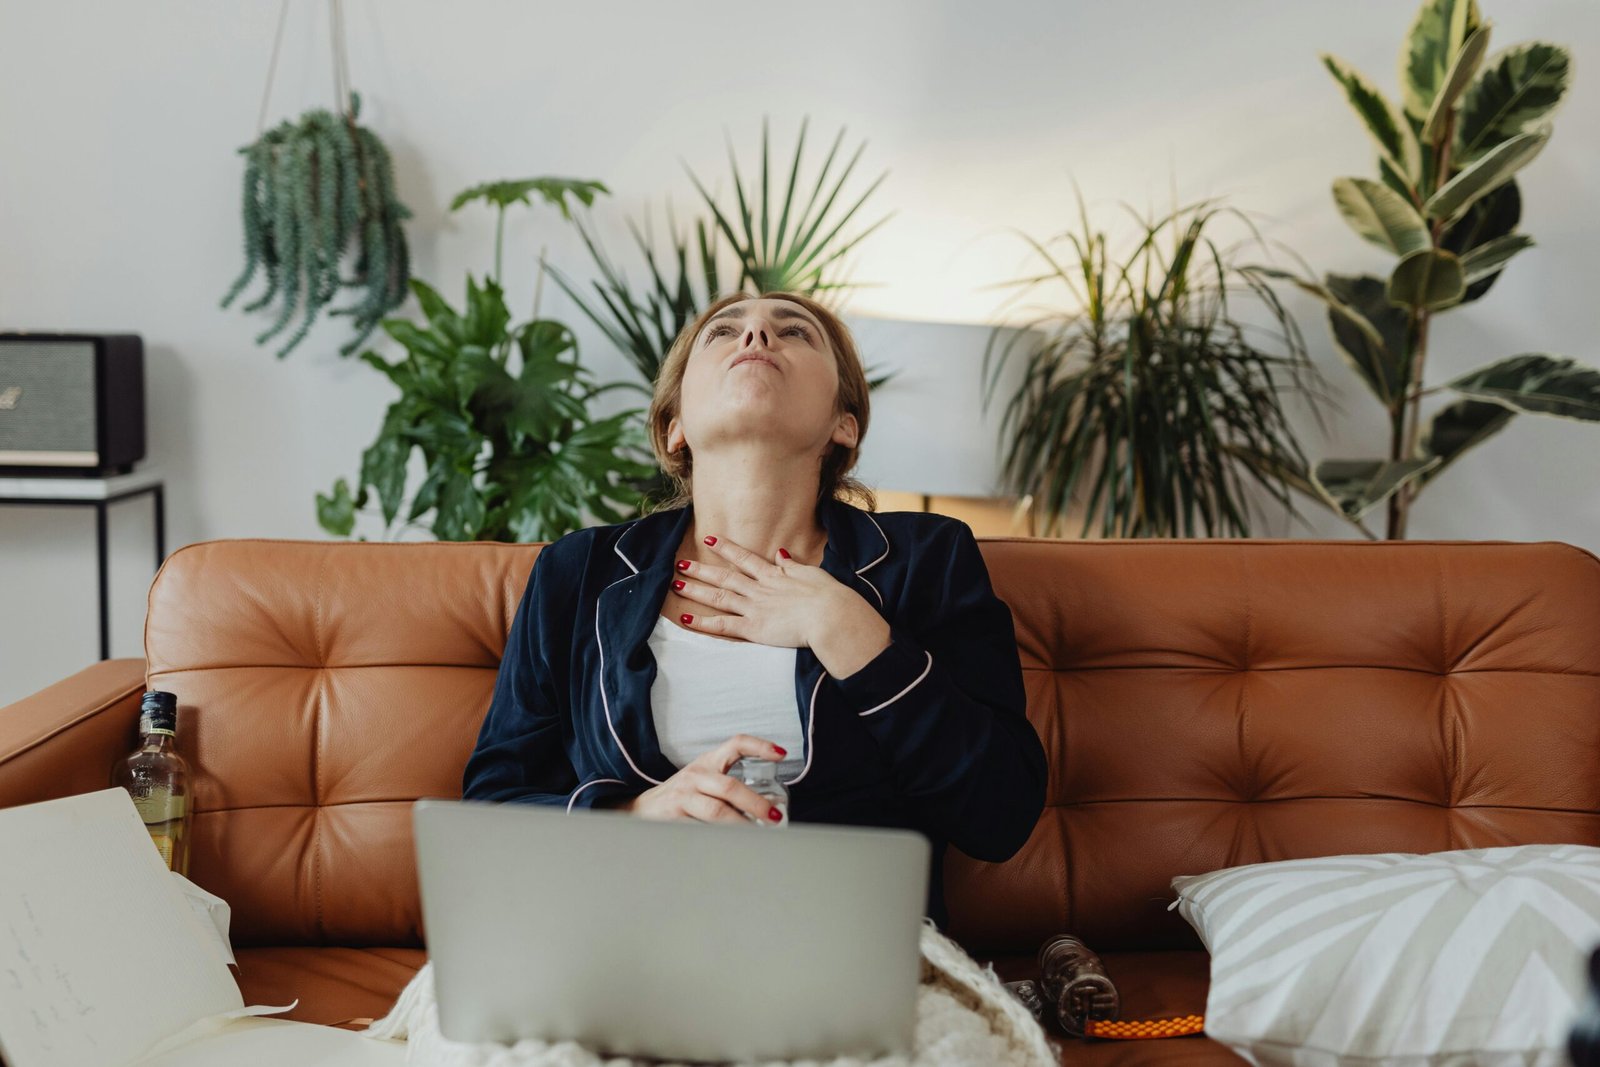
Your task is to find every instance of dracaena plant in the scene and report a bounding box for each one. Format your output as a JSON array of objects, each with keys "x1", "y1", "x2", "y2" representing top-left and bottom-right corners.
[
  {"x1": 982, "y1": 190, "x2": 1335, "y2": 539},
  {"x1": 1253, "y1": 0, "x2": 1593, "y2": 539},
  {"x1": 315, "y1": 178, "x2": 656, "y2": 543}
]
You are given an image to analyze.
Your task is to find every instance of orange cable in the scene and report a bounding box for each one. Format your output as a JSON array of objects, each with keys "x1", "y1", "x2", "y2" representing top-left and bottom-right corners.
[{"x1": 1082, "y1": 1014, "x2": 1206, "y2": 1040}]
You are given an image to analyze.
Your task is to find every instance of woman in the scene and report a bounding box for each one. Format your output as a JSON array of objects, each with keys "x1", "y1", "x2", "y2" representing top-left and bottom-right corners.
[{"x1": 462, "y1": 291, "x2": 1047, "y2": 930}]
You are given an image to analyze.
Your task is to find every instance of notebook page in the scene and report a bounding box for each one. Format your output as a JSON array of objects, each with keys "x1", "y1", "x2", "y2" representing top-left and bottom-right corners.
[
  {"x1": 136, "y1": 1017, "x2": 406, "y2": 1066},
  {"x1": 0, "y1": 788, "x2": 245, "y2": 1067}
]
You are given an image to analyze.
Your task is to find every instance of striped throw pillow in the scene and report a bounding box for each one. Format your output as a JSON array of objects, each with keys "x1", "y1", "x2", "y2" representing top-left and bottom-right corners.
[{"x1": 1171, "y1": 844, "x2": 1600, "y2": 1066}]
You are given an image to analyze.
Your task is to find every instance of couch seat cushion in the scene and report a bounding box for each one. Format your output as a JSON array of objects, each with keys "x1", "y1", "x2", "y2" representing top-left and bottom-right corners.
[
  {"x1": 234, "y1": 947, "x2": 425, "y2": 1027},
  {"x1": 238, "y1": 945, "x2": 1246, "y2": 1063},
  {"x1": 978, "y1": 949, "x2": 1245, "y2": 1065}
]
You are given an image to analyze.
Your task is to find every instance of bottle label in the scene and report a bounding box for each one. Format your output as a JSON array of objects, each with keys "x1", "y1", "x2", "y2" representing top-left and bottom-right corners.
[
  {"x1": 131, "y1": 792, "x2": 185, "y2": 825},
  {"x1": 150, "y1": 832, "x2": 176, "y2": 869}
]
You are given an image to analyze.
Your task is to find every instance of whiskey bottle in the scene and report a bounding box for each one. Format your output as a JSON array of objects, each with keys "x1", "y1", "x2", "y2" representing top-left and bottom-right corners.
[{"x1": 111, "y1": 690, "x2": 192, "y2": 875}]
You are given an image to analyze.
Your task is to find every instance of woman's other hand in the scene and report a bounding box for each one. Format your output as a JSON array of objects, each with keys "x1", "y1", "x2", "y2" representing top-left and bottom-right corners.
[
  {"x1": 674, "y1": 538, "x2": 891, "y2": 678},
  {"x1": 618, "y1": 734, "x2": 788, "y2": 823}
]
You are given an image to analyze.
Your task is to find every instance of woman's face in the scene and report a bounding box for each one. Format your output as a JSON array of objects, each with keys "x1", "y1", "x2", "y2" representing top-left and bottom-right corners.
[{"x1": 666, "y1": 297, "x2": 858, "y2": 462}]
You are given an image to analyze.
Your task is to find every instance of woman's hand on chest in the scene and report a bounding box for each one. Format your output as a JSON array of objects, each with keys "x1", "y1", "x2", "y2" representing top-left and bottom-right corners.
[{"x1": 671, "y1": 534, "x2": 888, "y2": 673}]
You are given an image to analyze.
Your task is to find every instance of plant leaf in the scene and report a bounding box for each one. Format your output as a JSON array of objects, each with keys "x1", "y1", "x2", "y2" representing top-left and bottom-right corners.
[
  {"x1": 686, "y1": 116, "x2": 888, "y2": 298},
  {"x1": 1322, "y1": 54, "x2": 1419, "y2": 179},
  {"x1": 1333, "y1": 177, "x2": 1431, "y2": 254},
  {"x1": 462, "y1": 276, "x2": 511, "y2": 348},
  {"x1": 1387, "y1": 248, "x2": 1466, "y2": 310},
  {"x1": 1401, "y1": 0, "x2": 1483, "y2": 122},
  {"x1": 1415, "y1": 398, "x2": 1515, "y2": 488},
  {"x1": 435, "y1": 471, "x2": 487, "y2": 541},
  {"x1": 1438, "y1": 180, "x2": 1521, "y2": 302},
  {"x1": 1313, "y1": 458, "x2": 1441, "y2": 520},
  {"x1": 1423, "y1": 126, "x2": 1549, "y2": 221},
  {"x1": 360, "y1": 413, "x2": 411, "y2": 525},
  {"x1": 1378, "y1": 153, "x2": 1421, "y2": 205},
  {"x1": 315, "y1": 477, "x2": 358, "y2": 537},
  {"x1": 1421, "y1": 25, "x2": 1490, "y2": 145},
  {"x1": 448, "y1": 177, "x2": 610, "y2": 218},
  {"x1": 1244, "y1": 266, "x2": 1400, "y2": 405},
  {"x1": 1445, "y1": 355, "x2": 1600, "y2": 420},
  {"x1": 1326, "y1": 273, "x2": 1408, "y2": 405},
  {"x1": 1454, "y1": 42, "x2": 1574, "y2": 165},
  {"x1": 1459, "y1": 233, "x2": 1534, "y2": 284}
]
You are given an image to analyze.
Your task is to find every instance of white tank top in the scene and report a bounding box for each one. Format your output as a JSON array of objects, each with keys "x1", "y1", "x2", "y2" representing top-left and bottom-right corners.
[{"x1": 647, "y1": 614, "x2": 805, "y2": 778}]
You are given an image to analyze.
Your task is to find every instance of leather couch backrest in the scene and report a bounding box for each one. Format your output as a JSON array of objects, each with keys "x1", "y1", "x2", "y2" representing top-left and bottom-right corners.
[
  {"x1": 145, "y1": 538, "x2": 1600, "y2": 952},
  {"x1": 944, "y1": 538, "x2": 1600, "y2": 953},
  {"x1": 146, "y1": 540, "x2": 532, "y2": 947}
]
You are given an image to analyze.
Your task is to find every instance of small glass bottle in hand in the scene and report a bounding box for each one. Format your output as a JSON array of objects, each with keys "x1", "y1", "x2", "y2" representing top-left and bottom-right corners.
[{"x1": 728, "y1": 757, "x2": 789, "y2": 827}]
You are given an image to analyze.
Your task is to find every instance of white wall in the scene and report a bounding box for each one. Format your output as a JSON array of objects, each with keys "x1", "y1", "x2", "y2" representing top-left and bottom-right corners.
[{"x1": 2, "y1": 0, "x2": 1597, "y2": 704}]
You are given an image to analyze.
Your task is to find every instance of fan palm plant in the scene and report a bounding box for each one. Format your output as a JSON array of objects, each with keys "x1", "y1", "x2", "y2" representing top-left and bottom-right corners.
[
  {"x1": 550, "y1": 116, "x2": 899, "y2": 392},
  {"x1": 546, "y1": 197, "x2": 722, "y2": 396},
  {"x1": 686, "y1": 115, "x2": 894, "y2": 302},
  {"x1": 982, "y1": 190, "x2": 1336, "y2": 539}
]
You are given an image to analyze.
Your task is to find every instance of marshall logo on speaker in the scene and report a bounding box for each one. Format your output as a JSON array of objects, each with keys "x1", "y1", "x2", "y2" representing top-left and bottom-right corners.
[{"x1": 0, "y1": 333, "x2": 145, "y2": 475}]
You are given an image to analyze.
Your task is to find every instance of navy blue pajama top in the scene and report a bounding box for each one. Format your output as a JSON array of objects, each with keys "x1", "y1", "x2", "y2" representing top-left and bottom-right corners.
[{"x1": 462, "y1": 496, "x2": 1048, "y2": 931}]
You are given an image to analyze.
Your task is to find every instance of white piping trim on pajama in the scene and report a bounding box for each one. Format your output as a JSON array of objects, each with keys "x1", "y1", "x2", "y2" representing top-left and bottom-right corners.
[
  {"x1": 596, "y1": 571, "x2": 665, "y2": 786},
  {"x1": 614, "y1": 532, "x2": 640, "y2": 574},
  {"x1": 854, "y1": 512, "x2": 890, "y2": 607},
  {"x1": 567, "y1": 777, "x2": 627, "y2": 813},
  {"x1": 856, "y1": 651, "x2": 934, "y2": 717},
  {"x1": 781, "y1": 672, "x2": 825, "y2": 786}
]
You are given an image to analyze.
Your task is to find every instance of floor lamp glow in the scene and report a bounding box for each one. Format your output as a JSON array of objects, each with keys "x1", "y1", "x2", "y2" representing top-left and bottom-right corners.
[{"x1": 842, "y1": 315, "x2": 1040, "y2": 532}]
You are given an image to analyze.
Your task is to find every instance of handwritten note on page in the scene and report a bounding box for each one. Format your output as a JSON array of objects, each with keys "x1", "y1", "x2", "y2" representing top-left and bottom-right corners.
[{"x1": 0, "y1": 788, "x2": 246, "y2": 1067}]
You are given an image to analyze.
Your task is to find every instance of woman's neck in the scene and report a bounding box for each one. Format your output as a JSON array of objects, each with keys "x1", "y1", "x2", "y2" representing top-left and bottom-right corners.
[{"x1": 686, "y1": 447, "x2": 827, "y2": 565}]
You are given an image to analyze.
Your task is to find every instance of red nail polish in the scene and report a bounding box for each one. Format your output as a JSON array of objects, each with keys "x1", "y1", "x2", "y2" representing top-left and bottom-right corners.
[
  {"x1": 703, "y1": 535, "x2": 717, "y2": 546},
  {"x1": 778, "y1": 548, "x2": 791, "y2": 559},
  {"x1": 672, "y1": 579, "x2": 685, "y2": 590},
  {"x1": 676, "y1": 559, "x2": 691, "y2": 571},
  {"x1": 767, "y1": 807, "x2": 782, "y2": 822},
  {"x1": 773, "y1": 746, "x2": 787, "y2": 757},
  {"x1": 680, "y1": 613, "x2": 694, "y2": 624}
]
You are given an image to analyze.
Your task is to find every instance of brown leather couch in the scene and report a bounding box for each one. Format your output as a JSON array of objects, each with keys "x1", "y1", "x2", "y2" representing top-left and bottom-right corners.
[{"x1": 5, "y1": 535, "x2": 1598, "y2": 1066}]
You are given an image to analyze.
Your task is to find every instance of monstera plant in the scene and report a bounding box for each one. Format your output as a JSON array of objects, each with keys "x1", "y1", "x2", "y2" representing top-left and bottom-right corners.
[
  {"x1": 316, "y1": 177, "x2": 656, "y2": 543},
  {"x1": 1254, "y1": 0, "x2": 1593, "y2": 539}
]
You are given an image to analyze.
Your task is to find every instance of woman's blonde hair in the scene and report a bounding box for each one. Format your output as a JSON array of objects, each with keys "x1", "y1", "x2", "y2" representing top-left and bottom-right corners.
[{"x1": 644, "y1": 291, "x2": 876, "y2": 515}]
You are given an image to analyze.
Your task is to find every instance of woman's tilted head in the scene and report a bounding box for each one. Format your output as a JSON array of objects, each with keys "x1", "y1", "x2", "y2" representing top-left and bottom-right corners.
[{"x1": 647, "y1": 292, "x2": 875, "y2": 511}]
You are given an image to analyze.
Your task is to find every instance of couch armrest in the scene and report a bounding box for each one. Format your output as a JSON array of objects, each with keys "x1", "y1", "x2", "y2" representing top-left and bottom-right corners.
[{"x1": 0, "y1": 659, "x2": 146, "y2": 808}]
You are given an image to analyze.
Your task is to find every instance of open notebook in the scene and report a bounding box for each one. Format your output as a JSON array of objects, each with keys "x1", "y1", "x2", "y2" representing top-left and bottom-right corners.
[{"x1": 0, "y1": 788, "x2": 403, "y2": 1067}]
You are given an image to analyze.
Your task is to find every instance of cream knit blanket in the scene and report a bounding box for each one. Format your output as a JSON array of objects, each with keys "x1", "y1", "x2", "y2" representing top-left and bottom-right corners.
[{"x1": 362, "y1": 918, "x2": 1060, "y2": 1066}]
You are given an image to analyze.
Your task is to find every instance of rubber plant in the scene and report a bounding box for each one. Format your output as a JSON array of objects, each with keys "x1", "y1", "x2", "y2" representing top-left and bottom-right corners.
[
  {"x1": 1252, "y1": 0, "x2": 1592, "y2": 539},
  {"x1": 981, "y1": 190, "x2": 1336, "y2": 539},
  {"x1": 316, "y1": 177, "x2": 656, "y2": 543},
  {"x1": 221, "y1": 92, "x2": 412, "y2": 359}
]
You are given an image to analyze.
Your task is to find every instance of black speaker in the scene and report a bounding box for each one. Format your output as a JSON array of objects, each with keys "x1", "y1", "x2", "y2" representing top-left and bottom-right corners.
[{"x1": 0, "y1": 333, "x2": 145, "y2": 477}]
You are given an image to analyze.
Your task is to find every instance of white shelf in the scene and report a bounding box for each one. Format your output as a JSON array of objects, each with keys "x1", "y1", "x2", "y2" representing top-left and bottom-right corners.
[{"x1": 0, "y1": 466, "x2": 164, "y2": 500}]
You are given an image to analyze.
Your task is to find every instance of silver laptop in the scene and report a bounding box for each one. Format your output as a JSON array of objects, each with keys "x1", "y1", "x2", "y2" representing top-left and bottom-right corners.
[{"x1": 412, "y1": 798, "x2": 930, "y2": 1063}]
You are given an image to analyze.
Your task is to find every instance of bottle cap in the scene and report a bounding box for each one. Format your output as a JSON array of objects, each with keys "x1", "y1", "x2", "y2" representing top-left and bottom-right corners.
[{"x1": 140, "y1": 690, "x2": 178, "y2": 736}]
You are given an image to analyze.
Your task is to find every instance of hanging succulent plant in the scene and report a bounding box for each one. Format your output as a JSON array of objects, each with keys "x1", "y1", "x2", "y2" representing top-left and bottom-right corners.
[{"x1": 221, "y1": 92, "x2": 412, "y2": 358}]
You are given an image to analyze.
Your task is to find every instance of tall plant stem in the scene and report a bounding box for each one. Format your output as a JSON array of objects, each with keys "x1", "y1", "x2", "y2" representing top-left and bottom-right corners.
[
  {"x1": 494, "y1": 206, "x2": 507, "y2": 287},
  {"x1": 1388, "y1": 114, "x2": 1455, "y2": 540},
  {"x1": 1389, "y1": 309, "x2": 1433, "y2": 539}
]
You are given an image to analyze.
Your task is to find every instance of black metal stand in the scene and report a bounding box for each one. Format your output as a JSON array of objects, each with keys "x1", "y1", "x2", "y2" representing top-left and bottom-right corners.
[{"x1": 0, "y1": 480, "x2": 166, "y2": 661}]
